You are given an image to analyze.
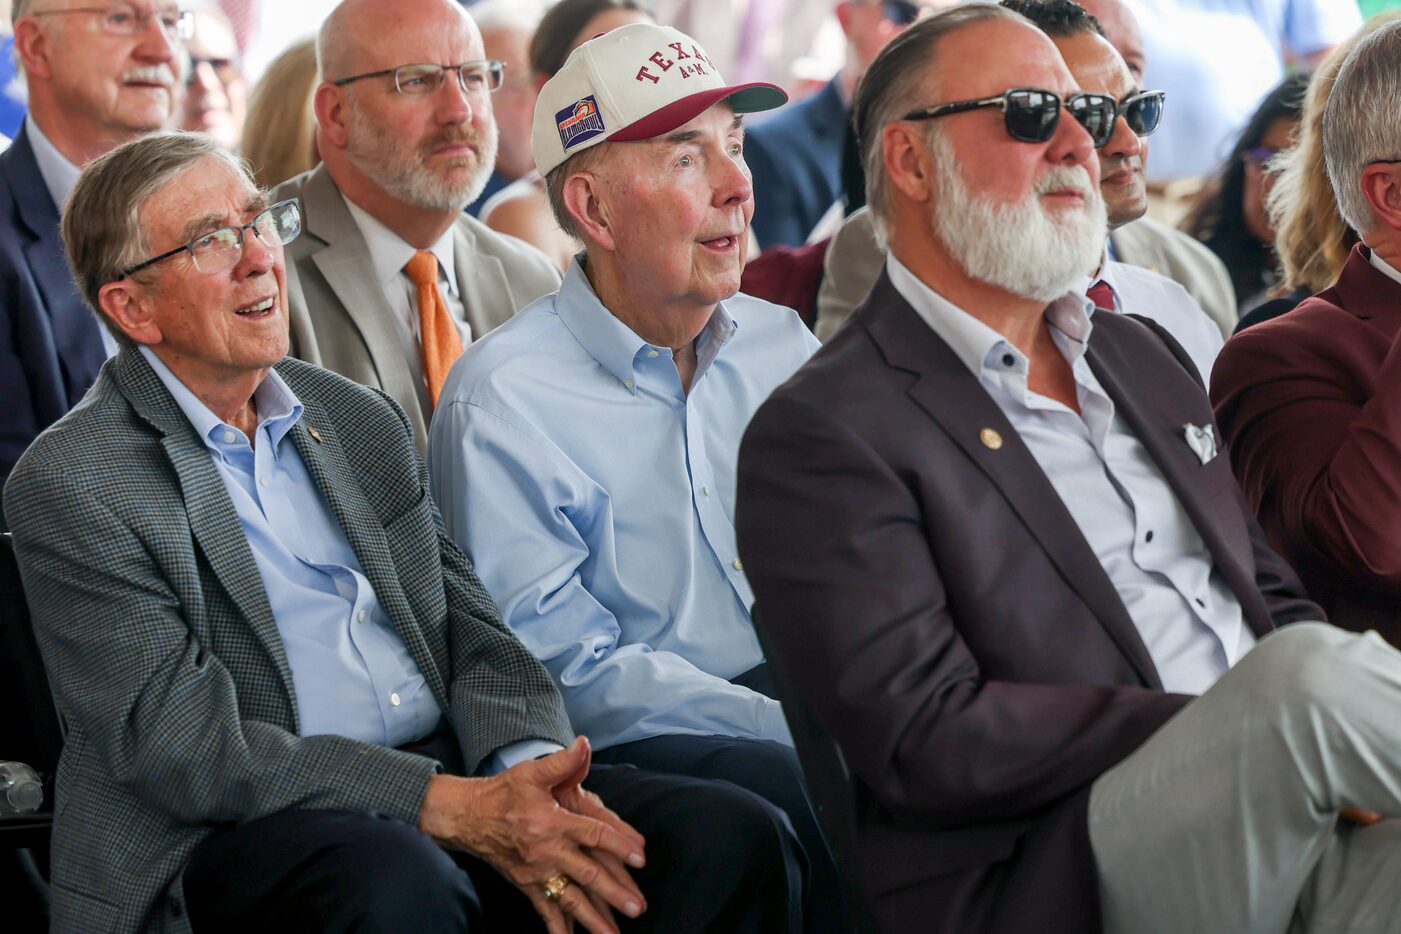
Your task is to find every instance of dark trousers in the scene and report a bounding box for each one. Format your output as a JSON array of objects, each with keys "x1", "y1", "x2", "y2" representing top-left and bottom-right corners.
[
  {"x1": 592, "y1": 664, "x2": 848, "y2": 934},
  {"x1": 183, "y1": 731, "x2": 804, "y2": 933}
]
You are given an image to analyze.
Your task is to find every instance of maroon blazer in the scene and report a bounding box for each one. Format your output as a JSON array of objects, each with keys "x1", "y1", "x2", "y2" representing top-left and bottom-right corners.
[
  {"x1": 1212, "y1": 244, "x2": 1401, "y2": 646},
  {"x1": 736, "y1": 272, "x2": 1321, "y2": 934}
]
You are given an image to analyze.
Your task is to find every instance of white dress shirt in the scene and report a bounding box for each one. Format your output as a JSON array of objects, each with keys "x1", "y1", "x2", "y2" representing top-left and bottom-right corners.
[
  {"x1": 341, "y1": 193, "x2": 471, "y2": 399},
  {"x1": 887, "y1": 254, "x2": 1255, "y2": 694},
  {"x1": 1087, "y1": 259, "x2": 1225, "y2": 388}
]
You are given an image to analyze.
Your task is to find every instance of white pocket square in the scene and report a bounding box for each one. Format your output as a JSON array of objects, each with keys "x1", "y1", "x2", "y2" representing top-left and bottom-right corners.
[{"x1": 1183, "y1": 423, "x2": 1218, "y2": 465}]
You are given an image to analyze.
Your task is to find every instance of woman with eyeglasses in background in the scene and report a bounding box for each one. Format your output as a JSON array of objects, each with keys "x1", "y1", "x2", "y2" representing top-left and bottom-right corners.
[{"x1": 1180, "y1": 73, "x2": 1309, "y2": 316}]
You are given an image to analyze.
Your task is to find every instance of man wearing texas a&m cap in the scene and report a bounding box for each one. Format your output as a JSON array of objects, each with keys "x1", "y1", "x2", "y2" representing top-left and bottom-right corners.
[{"x1": 427, "y1": 22, "x2": 843, "y2": 932}]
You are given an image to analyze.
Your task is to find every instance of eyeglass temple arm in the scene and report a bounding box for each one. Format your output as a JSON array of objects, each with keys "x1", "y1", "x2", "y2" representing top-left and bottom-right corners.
[{"x1": 902, "y1": 94, "x2": 1007, "y2": 123}]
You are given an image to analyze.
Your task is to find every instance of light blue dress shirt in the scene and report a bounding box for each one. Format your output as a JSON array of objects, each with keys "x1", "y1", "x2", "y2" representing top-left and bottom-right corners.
[
  {"x1": 428, "y1": 259, "x2": 820, "y2": 750},
  {"x1": 886, "y1": 257, "x2": 1255, "y2": 694},
  {"x1": 138, "y1": 347, "x2": 443, "y2": 746}
]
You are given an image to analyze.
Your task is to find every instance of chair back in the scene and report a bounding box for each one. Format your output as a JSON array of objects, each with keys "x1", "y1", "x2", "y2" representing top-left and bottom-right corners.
[
  {"x1": 0, "y1": 532, "x2": 63, "y2": 810},
  {"x1": 752, "y1": 605, "x2": 880, "y2": 933}
]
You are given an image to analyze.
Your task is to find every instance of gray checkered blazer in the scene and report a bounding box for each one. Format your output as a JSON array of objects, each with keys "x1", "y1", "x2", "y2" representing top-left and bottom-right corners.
[{"x1": 3, "y1": 349, "x2": 573, "y2": 932}]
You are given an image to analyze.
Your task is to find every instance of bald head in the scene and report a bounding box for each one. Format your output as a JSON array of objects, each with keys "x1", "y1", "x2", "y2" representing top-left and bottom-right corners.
[
  {"x1": 318, "y1": 0, "x2": 480, "y2": 82},
  {"x1": 1075, "y1": 0, "x2": 1145, "y2": 80}
]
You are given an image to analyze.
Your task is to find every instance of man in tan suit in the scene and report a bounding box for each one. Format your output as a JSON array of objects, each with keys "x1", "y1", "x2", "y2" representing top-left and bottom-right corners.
[{"x1": 277, "y1": 0, "x2": 559, "y2": 452}]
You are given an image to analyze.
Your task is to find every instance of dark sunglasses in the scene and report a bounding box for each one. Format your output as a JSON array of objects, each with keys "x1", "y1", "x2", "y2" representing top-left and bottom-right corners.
[
  {"x1": 903, "y1": 87, "x2": 1119, "y2": 148},
  {"x1": 1114, "y1": 90, "x2": 1165, "y2": 139}
]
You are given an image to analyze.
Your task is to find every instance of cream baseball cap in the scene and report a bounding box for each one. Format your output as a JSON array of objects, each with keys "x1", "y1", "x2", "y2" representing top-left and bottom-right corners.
[{"x1": 532, "y1": 22, "x2": 788, "y2": 177}]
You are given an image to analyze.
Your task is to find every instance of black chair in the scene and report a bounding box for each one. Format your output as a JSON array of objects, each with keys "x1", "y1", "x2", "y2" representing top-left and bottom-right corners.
[
  {"x1": 0, "y1": 531, "x2": 63, "y2": 846},
  {"x1": 751, "y1": 606, "x2": 880, "y2": 933}
]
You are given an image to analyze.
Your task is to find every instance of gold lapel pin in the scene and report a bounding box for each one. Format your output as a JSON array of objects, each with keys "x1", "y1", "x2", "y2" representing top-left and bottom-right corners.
[
  {"x1": 980, "y1": 428, "x2": 1003, "y2": 450},
  {"x1": 307, "y1": 425, "x2": 324, "y2": 444}
]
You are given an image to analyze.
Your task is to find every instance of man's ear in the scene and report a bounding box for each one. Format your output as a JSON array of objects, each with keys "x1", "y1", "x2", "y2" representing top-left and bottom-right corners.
[
  {"x1": 1361, "y1": 162, "x2": 1401, "y2": 236},
  {"x1": 562, "y1": 169, "x2": 617, "y2": 252},
  {"x1": 882, "y1": 121, "x2": 935, "y2": 204},
  {"x1": 13, "y1": 15, "x2": 54, "y2": 81},
  {"x1": 98, "y1": 281, "x2": 161, "y2": 346},
  {"x1": 313, "y1": 84, "x2": 350, "y2": 150}
]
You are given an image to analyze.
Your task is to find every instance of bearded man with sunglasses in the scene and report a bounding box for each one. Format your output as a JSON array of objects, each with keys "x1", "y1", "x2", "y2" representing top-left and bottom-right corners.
[
  {"x1": 275, "y1": 0, "x2": 561, "y2": 454},
  {"x1": 4, "y1": 130, "x2": 805, "y2": 933},
  {"x1": 740, "y1": 6, "x2": 1401, "y2": 933}
]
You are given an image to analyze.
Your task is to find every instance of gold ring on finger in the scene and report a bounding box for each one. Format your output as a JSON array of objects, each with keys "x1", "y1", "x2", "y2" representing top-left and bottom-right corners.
[{"x1": 543, "y1": 874, "x2": 572, "y2": 901}]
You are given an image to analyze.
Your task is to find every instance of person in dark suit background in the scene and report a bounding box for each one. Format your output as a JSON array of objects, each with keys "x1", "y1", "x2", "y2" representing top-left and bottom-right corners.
[
  {"x1": 745, "y1": 0, "x2": 934, "y2": 249},
  {"x1": 5, "y1": 128, "x2": 804, "y2": 934},
  {"x1": 738, "y1": 6, "x2": 1401, "y2": 933},
  {"x1": 0, "y1": 0, "x2": 184, "y2": 499},
  {"x1": 1212, "y1": 20, "x2": 1401, "y2": 648}
]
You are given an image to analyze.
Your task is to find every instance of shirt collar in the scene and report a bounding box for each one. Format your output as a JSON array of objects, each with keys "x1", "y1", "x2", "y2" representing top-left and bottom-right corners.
[
  {"x1": 886, "y1": 252, "x2": 1095, "y2": 376},
  {"x1": 1368, "y1": 247, "x2": 1401, "y2": 289},
  {"x1": 138, "y1": 345, "x2": 304, "y2": 451},
  {"x1": 25, "y1": 115, "x2": 81, "y2": 212},
  {"x1": 341, "y1": 192, "x2": 458, "y2": 297},
  {"x1": 554, "y1": 257, "x2": 739, "y2": 391}
]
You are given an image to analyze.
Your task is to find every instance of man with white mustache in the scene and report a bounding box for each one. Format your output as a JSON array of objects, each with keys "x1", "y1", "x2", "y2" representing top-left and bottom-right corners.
[
  {"x1": 739, "y1": 5, "x2": 1401, "y2": 933},
  {"x1": 275, "y1": 0, "x2": 561, "y2": 454},
  {"x1": 0, "y1": 0, "x2": 186, "y2": 512}
]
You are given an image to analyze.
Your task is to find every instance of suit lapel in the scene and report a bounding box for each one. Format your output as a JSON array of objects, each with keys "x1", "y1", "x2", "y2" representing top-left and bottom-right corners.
[
  {"x1": 4, "y1": 129, "x2": 106, "y2": 382},
  {"x1": 862, "y1": 276, "x2": 1163, "y2": 688},
  {"x1": 300, "y1": 167, "x2": 425, "y2": 417},
  {"x1": 112, "y1": 352, "x2": 299, "y2": 707},
  {"x1": 452, "y1": 223, "x2": 512, "y2": 339},
  {"x1": 286, "y1": 392, "x2": 448, "y2": 707}
]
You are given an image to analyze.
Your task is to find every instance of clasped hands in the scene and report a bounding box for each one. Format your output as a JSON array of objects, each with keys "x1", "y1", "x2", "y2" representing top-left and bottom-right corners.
[{"x1": 419, "y1": 735, "x2": 646, "y2": 934}]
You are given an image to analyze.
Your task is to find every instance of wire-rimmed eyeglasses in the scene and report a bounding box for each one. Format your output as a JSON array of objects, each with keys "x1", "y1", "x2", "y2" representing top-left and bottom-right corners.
[
  {"x1": 330, "y1": 61, "x2": 506, "y2": 96},
  {"x1": 29, "y1": 3, "x2": 194, "y2": 41},
  {"x1": 121, "y1": 200, "x2": 302, "y2": 279}
]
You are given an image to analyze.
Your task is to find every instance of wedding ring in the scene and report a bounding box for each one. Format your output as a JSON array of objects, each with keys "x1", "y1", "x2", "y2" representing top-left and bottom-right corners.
[{"x1": 543, "y1": 874, "x2": 572, "y2": 901}]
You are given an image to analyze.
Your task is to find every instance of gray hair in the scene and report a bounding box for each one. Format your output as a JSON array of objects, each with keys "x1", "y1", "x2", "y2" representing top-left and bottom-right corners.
[
  {"x1": 63, "y1": 131, "x2": 252, "y2": 347},
  {"x1": 545, "y1": 142, "x2": 608, "y2": 241},
  {"x1": 854, "y1": 3, "x2": 1027, "y2": 242},
  {"x1": 1322, "y1": 20, "x2": 1401, "y2": 237}
]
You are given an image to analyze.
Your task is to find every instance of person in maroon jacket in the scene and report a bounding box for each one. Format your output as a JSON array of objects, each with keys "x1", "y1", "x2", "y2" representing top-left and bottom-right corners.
[
  {"x1": 1213, "y1": 20, "x2": 1401, "y2": 650},
  {"x1": 739, "y1": 6, "x2": 1401, "y2": 934}
]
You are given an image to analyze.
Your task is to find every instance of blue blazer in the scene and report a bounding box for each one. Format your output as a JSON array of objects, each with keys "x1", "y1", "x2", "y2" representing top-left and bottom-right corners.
[
  {"x1": 745, "y1": 78, "x2": 848, "y2": 250},
  {"x1": 0, "y1": 126, "x2": 107, "y2": 489}
]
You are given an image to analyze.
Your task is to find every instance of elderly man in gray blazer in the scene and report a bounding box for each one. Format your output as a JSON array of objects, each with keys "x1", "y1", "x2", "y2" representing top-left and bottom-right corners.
[
  {"x1": 276, "y1": 0, "x2": 561, "y2": 453},
  {"x1": 4, "y1": 130, "x2": 802, "y2": 934}
]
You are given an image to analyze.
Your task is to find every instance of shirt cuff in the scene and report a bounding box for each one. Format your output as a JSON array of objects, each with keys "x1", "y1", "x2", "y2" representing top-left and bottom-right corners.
[{"x1": 484, "y1": 739, "x2": 567, "y2": 776}]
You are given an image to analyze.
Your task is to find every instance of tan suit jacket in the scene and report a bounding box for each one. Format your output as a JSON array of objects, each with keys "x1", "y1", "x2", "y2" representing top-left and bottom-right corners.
[
  {"x1": 815, "y1": 209, "x2": 1239, "y2": 341},
  {"x1": 275, "y1": 165, "x2": 562, "y2": 452}
]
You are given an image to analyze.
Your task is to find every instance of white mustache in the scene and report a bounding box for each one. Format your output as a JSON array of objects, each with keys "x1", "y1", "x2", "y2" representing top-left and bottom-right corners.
[
  {"x1": 122, "y1": 66, "x2": 175, "y2": 87},
  {"x1": 1035, "y1": 165, "x2": 1095, "y2": 199}
]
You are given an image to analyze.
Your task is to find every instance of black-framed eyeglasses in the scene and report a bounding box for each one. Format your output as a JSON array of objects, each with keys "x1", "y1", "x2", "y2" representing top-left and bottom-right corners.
[
  {"x1": 883, "y1": 1, "x2": 923, "y2": 25},
  {"x1": 904, "y1": 88, "x2": 1119, "y2": 148},
  {"x1": 1115, "y1": 90, "x2": 1165, "y2": 139},
  {"x1": 29, "y1": 3, "x2": 194, "y2": 41},
  {"x1": 121, "y1": 200, "x2": 302, "y2": 279},
  {"x1": 330, "y1": 61, "x2": 506, "y2": 96}
]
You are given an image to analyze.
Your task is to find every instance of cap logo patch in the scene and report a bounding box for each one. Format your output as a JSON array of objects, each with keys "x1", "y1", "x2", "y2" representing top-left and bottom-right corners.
[
  {"x1": 634, "y1": 43, "x2": 713, "y2": 84},
  {"x1": 557, "y1": 96, "x2": 607, "y2": 149}
]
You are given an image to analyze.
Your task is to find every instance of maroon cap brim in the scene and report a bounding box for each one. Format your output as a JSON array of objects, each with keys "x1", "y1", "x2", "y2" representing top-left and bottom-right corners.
[{"x1": 610, "y1": 82, "x2": 789, "y2": 142}]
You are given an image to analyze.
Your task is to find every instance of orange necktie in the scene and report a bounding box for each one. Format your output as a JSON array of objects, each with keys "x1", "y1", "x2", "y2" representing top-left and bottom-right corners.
[{"x1": 404, "y1": 251, "x2": 463, "y2": 408}]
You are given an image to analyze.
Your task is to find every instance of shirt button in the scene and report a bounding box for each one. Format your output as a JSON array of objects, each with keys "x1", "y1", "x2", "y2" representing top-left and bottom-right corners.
[
  {"x1": 732, "y1": 559, "x2": 743, "y2": 571},
  {"x1": 647, "y1": 349, "x2": 660, "y2": 358},
  {"x1": 258, "y1": 476, "x2": 269, "y2": 488},
  {"x1": 222, "y1": 430, "x2": 236, "y2": 444},
  {"x1": 702, "y1": 485, "x2": 711, "y2": 496},
  {"x1": 624, "y1": 378, "x2": 635, "y2": 390},
  {"x1": 390, "y1": 693, "x2": 401, "y2": 707},
  {"x1": 357, "y1": 610, "x2": 367, "y2": 623},
  {"x1": 1001, "y1": 353, "x2": 1015, "y2": 367},
  {"x1": 1194, "y1": 597, "x2": 1207, "y2": 608},
  {"x1": 1145, "y1": 530, "x2": 1154, "y2": 543}
]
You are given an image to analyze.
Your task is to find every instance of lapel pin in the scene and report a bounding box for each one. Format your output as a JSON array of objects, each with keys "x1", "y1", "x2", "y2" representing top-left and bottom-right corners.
[
  {"x1": 307, "y1": 425, "x2": 324, "y2": 444},
  {"x1": 979, "y1": 428, "x2": 1003, "y2": 450},
  {"x1": 1182, "y1": 422, "x2": 1217, "y2": 465}
]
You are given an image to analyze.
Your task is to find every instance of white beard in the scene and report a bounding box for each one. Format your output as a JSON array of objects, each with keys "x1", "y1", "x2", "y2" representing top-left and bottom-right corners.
[{"x1": 929, "y1": 130, "x2": 1107, "y2": 302}]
